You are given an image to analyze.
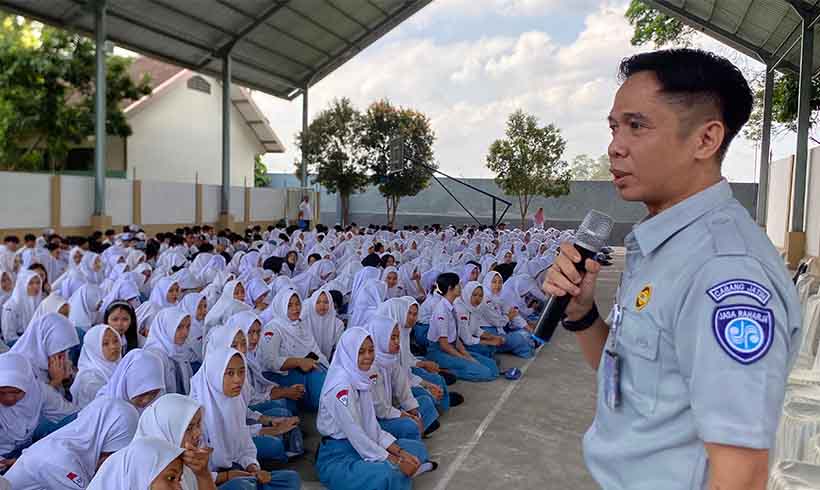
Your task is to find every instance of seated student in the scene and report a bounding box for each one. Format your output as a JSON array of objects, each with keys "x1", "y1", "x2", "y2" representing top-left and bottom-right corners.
[
  {"x1": 102, "y1": 301, "x2": 139, "y2": 354},
  {"x1": 301, "y1": 288, "x2": 345, "y2": 362},
  {"x1": 376, "y1": 298, "x2": 461, "y2": 412},
  {"x1": 316, "y1": 327, "x2": 435, "y2": 490},
  {"x1": 135, "y1": 277, "x2": 181, "y2": 347},
  {"x1": 349, "y1": 279, "x2": 386, "y2": 327},
  {"x1": 87, "y1": 436, "x2": 185, "y2": 489},
  {"x1": 70, "y1": 325, "x2": 121, "y2": 408},
  {"x1": 0, "y1": 353, "x2": 78, "y2": 469},
  {"x1": 190, "y1": 346, "x2": 301, "y2": 490},
  {"x1": 134, "y1": 394, "x2": 218, "y2": 490},
  {"x1": 258, "y1": 289, "x2": 327, "y2": 412},
  {"x1": 244, "y1": 278, "x2": 271, "y2": 314},
  {"x1": 367, "y1": 315, "x2": 438, "y2": 440},
  {"x1": 2, "y1": 270, "x2": 43, "y2": 344},
  {"x1": 203, "y1": 280, "x2": 250, "y2": 336},
  {"x1": 179, "y1": 293, "x2": 208, "y2": 373},
  {"x1": 425, "y1": 273, "x2": 498, "y2": 382},
  {"x1": 145, "y1": 308, "x2": 193, "y2": 395},
  {"x1": 454, "y1": 282, "x2": 505, "y2": 359},
  {"x1": 414, "y1": 270, "x2": 442, "y2": 349},
  {"x1": 4, "y1": 396, "x2": 138, "y2": 489},
  {"x1": 205, "y1": 322, "x2": 303, "y2": 464},
  {"x1": 478, "y1": 271, "x2": 535, "y2": 358},
  {"x1": 382, "y1": 267, "x2": 404, "y2": 300},
  {"x1": 97, "y1": 349, "x2": 165, "y2": 414}
]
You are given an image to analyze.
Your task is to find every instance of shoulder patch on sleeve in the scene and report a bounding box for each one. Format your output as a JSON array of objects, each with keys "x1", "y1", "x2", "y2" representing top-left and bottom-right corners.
[
  {"x1": 707, "y1": 279, "x2": 771, "y2": 305},
  {"x1": 66, "y1": 472, "x2": 84, "y2": 488},
  {"x1": 712, "y1": 305, "x2": 774, "y2": 365},
  {"x1": 336, "y1": 389, "x2": 349, "y2": 406}
]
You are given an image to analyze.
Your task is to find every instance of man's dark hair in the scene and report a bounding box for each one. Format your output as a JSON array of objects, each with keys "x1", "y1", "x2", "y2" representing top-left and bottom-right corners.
[
  {"x1": 104, "y1": 229, "x2": 115, "y2": 237},
  {"x1": 24, "y1": 234, "x2": 36, "y2": 242},
  {"x1": 373, "y1": 243, "x2": 385, "y2": 254},
  {"x1": 618, "y1": 48, "x2": 752, "y2": 162},
  {"x1": 436, "y1": 272, "x2": 460, "y2": 296},
  {"x1": 4, "y1": 235, "x2": 19, "y2": 244}
]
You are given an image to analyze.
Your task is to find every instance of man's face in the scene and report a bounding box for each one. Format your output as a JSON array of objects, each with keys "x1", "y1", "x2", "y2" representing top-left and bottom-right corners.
[
  {"x1": 607, "y1": 71, "x2": 713, "y2": 210},
  {"x1": 4, "y1": 241, "x2": 17, "y2": 252}
]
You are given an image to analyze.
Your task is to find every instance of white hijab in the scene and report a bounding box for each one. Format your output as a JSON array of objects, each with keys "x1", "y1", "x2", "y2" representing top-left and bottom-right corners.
[
  {"x1": 203, "y1": 280, "x2": 250, "y2": 333},
  {"x1": 231, "y1": 311, "x2": 278, "y2": 396},
  {"x1": 265, "y1": 289, "x2": 327, "y2": 366},
  {"x1": 367, "y1": 315, "x2": 399, "y2": 397},
  {"x1": 349, "y1": 280, "x2": 387, "y2": 328},
  {"x1": 4, "y1": 270, "x2": 42, "y2": 332},
  {"x1": 144, "y1": 307, "x2": 192, "y2": 394},
  {"x1": 376, "y1": 297, "x2": 420, "y2": 375},
  {"x1": 189, "y1": 347, "x2": 250, "y2": 469},
  {"x1": 11, "y1": 312, "x2": 78, "y2": 379},
  {"x1": 75, "y1": 324, "x2": 121, "y2": 380},
  {"x1": 301, "y1": 288, "x2": 344, "y2": 362},
  {"x1": 13, "y1": 397, "x2": 138, "y2": 487},
  {"x1": 0, "y1": 353, "x2": 44, "y2": 454},
  {"x1": 179, "y1": 293, "x2": 207, "y2": 363},
  {"x1": 96, "y1": 348, "x2": 165, "y2": 410},
  {"x1": 87, "y1": 437, "x2": 183, "y2": 490},
  {"x1": 68, "y1": 284, "x2": 103, "y2": 328},
  {"x1": 27, "y1": 292, "x2": 68, "y2": 328}
]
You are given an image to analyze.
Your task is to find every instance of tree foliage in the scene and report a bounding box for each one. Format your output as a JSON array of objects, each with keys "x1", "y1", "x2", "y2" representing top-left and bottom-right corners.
[
  {"x1": 254, "y1": 154, "x2": 270, "y2": 187},
  {"x1": 0, "y1": 13, "x2": 151, "y2": 171},
  {"x1": 625, "y1": 1, "x2": 694, "y2": 48},
  {"x1": 569, "y1": 153, "x2": 611, "y2": 181},
  {"x1": 359, "y1": 99, "x2": 437, "y2": 226},
  {"x1": 486, "y1": 110, "x2": 571, "y2": 228},
  {"x1": 294, "y1": 97, "x2": 370, "y2": 225}
]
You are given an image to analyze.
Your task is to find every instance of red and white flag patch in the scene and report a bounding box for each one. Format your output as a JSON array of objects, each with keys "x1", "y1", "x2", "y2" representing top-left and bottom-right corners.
[
  {"x1": 336, "y1": 389, "x2": 349, "y2": 407},
  {"x1": 369, "y1": 373, "x2": 379, "y2": 384},
  {"x1": 66, "y1": 472, "x2": 84, "y2": 488},
  {"x1": 436, "y1": 316, "x2": 445, "y2": 321},
  {"x1": 460, "y1": 316, "x2": 468, "y2": 321}
]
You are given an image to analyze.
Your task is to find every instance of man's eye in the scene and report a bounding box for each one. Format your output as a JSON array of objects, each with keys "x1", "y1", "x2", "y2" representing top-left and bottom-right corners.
[{"x1": 629, "y1": 121, "x2": 643, "y2": 130}]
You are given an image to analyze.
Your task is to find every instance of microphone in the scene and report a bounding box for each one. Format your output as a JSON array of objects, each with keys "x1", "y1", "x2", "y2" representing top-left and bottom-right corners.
[{"x1": 533, "y1": 210, "x2": 614, "y2": 344}]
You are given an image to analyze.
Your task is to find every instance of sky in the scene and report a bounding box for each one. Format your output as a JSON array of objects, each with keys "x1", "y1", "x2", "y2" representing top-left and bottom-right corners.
[{"x1": 251, "y1": 0, "x2": 800, "y2": 183}]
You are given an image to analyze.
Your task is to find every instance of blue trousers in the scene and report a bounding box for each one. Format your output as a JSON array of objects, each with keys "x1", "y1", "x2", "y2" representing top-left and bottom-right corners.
[
  {"x1": 317, "y1": 438, "x2": 428, "y2": 490},
  {"x1": 248, "y1": 402, "x2": 304, "y2": 460},
  {"x1": 411, "y1": 368, "x2": 450, "y2": 412},
  {"x1": 378, "y1": 417, "x2": 420, "y2": 441},
  {"x1": 425, "y1": 343, "x2": 498, "y2": 382},
  {"x1": 413, "y1": 324, "x2": 430, "y2": 350},
  {"x1": 413, "y1": 390, "x2": 439, "y2": 430},
  {"x1": 465, "y1": 342, "x2": 496, "y2": 359},
  {"x1": 217, "y1": 470, "x2": 301, "y2": 490},
  {"x1": 69, "y1": 327, "x2": 86, "y2": 367},
  {"x1": 33, "y1": 413, "x2": 77, "y2": 442},
  {"x1": 485, "y1": 326, "x2": 535, "y2": 358},
  {"x1": 249, "y1": 399, "x2": 294, "y2": 417},
  {"x1": 264, "y1": 368, "x2": 326, "y2": 412}
]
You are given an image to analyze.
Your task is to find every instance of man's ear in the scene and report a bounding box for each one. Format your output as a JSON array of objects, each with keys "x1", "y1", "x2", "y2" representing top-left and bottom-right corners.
[{"x1": 692, "y1": 119, "x2": 725, "y2": 161}]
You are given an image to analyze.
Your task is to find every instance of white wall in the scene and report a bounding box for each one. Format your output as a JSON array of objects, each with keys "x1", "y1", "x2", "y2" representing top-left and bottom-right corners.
[
  {"x1": 230, "y1": 187, "x2": 245, "y2": 221},
  {"x1": 0, "y1": 172, "x2": 50, "y2": 229},
  {"x1": 106, "y1": 178, "x2": 133, "y2": 226},
  {"x1": 61, "y1": 175, "x2": 94, "y2": 228},
  {"x1": 250, "y1": 188, "x2": 285, "y2": 222},
  {"x1": 766, "y1": 156, "x2": 793, "y2": 249},
  {"x1": 141, "y1": 180, "x2": 195, "y2": 224},
  {"x1": 806, "y1": 148, "x2": 820, "y2": 256},
  {"x1": 126, "y1": 74, "x2": 262, "y2": 187},
  {"x1": 202, "y1": 185, "x2": 221, "y2": 224}
]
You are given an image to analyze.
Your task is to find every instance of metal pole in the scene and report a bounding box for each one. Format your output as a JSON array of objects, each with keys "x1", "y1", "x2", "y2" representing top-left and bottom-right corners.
[
  {"x1": 756, "y1": 65, "x2": 774, "y2": 227},
  {"x1": 93, "y1": 0, "x2": 107, "y2": 216},
  {"x1": 792, "y1": 18, "x2": 813, "y2": 232},
  {"x1": 221, "y1": 53, "x2": 232, "y2": 215},
  {"x1": 492, "y1": 199, "x2": 497, "y2": 227},
  {"x1": 301, "y1": 86, "x2": 309, "y2": 189}
]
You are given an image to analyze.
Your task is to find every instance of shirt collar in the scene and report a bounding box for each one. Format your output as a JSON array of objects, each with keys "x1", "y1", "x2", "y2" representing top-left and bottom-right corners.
[
  {"x1": 633, "y1": 179, "x2": 733, "y2": 257},
  {"x1": 441, "y1": 297, "x2": 454, "y2": 311}
]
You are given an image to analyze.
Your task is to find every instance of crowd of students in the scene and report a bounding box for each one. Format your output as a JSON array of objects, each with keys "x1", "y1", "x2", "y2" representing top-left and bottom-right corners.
[{"x1": 0, "y1": 220, "x2": 567, "y2": 489}]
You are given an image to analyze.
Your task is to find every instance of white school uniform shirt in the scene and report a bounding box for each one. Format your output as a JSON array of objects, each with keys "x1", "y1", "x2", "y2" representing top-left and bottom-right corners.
[
  {"x1": 87, "y1": 437, "x2": 184, "y2": 490},
  {"x1": 376, "y1": 298, "x2": 424, "y2": 387},
  {"x1": 1, "y1": 270, "x2": 42, "y2": 342},
  {"x1": 144, "y1": 307, "x2": 193, "y2": 396},
  {"x1": 299, "y1": 200, "x2": 312, "y2": 220},
  {"x1": 368, "y1": 316, "x2": 418, "y2": 419},
  {"x1": 70, "y1": 325, "x2": 121, "y2": 408},
  {"x1": 427, "y1": 295, "x2": 457, "y2": 343},
  {"x1": 0, "y1": 353, "x2": 77, "y2": 456},
  {"x1": 318, "y1": 327, "x2": 396, "y2": 462},
  {"x1": 258, "y1": 290, "x2": 328, "y2": 374},
  {"x1": 302, "y1": 289, "x2": 345, "y2": 362},
  {"x1": 11, "y1": 312, "x2": 79, "y2": 384},
  {"x1": 454, "y1": 282, "x2": 484, "y2": 347},
  {"x1": 5, "y1": 397, "x2": 138, "y2": 490},
  {"x1": 418, "y1": 292, "x2": 441, "y2": 325}
]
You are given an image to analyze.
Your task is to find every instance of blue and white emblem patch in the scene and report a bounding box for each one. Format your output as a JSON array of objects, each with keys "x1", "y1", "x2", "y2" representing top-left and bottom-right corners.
[
  {"x1": 707, "y1": 279, "x2": 771, "y2": 305},
  {"x1": 712, "y1": 305, "x2": 774, "y2": 365}
]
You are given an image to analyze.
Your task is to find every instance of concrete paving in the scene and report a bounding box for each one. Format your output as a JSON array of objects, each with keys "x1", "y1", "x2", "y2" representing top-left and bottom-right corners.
[{"x1": 294, "y1": 250, "x2": 624, "y2": 490}]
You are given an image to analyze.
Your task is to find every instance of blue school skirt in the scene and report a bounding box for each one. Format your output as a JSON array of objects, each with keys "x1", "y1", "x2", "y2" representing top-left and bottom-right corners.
[
  {"x1": 264, "y1": 367, "x2": 326, "y2": 412},
  {"x1": 424, "y1": 343, "x2": 498, "y2": 382},
  {"x1": 410, "y1": 368, "x2": 450, "y2": 412},
  {"x1": 317, "y1": 438, "x2": 428, "y2": 490},
  {"x1": 483, "y1": 326, "x2": 535, "y2": 358}
]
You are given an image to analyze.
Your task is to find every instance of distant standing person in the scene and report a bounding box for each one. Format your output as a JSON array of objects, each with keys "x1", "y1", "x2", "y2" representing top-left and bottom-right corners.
[
  {"x1": 532, "y1": 207, "x2": 545, "y2": 229},
  {"x1": 299, "y1": 196, "x2": 312, "y2": 231}
]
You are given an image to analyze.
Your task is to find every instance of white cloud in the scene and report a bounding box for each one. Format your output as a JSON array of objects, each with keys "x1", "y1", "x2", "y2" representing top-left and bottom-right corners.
[{"x1": 255, "y1": 0, "x2": 767, "y2": 183}]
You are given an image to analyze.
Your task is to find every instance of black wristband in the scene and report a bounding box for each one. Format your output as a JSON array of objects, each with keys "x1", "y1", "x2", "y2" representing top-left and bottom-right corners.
[{"x1": 562, "y1": 304, "x2": 599, "y2": 332}]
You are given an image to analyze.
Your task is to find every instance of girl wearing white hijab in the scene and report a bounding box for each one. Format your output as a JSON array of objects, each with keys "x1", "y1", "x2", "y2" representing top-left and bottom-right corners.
[
  {"x1": 70, "y1": 325, "x2": 121, "y2": 408},
  {"x1": 145, "y1": 308, "x2": 193, "y2": 395},
  {"x1": 454, "y1": 282, "x2": 505, "y2": 360},
  {"x1": 367, "y1": 315, "x2": 435, "y2": 441},
  {"x1": 179, "y1": 293, "x2": 208, "y2": 371},
  {"x1": 87, "y1": 436, "x2": 185, "y2": 490},
  {"x1": 500, "y1": 274, "x2": 546, "y2": 320},
  {"x1": 68, "y1": 284, "x2": 103, "y2": 331},
  {"x1": 0, "y1": 268, "x2": 14, "y2": 334},
  {"x1": 5, "y1": 396, "x2": 138, "y2": 490},
  {"x1": 11, "y1": 313, "x2": 79, "y2": 395},
  {"x1": 100, "y1": 276, "x2": 141, "y2": 314},
  {"x1": 478, "y1": 271, "x2": 535, "y2": 358},
  {"x1": 348, "y1": 280, "x2": 386, "y2": 328},
  {"x1": 202, "y1": 280, "x2": 249, "y2": 336},
  {"x1": 244, "y1": 278, "x2": 271, "y2": 312},
  {"x1": 316, "y1": 327, "x2": 433, "y2": 490},
  {"x1": 382, "y1": 267, "x2": 404, "y2": 299},
  {"x1": 97, "y1": 348, "x2": 165, "y2": 414},
  {"x1": 0, "y1": 353, "x2": 77, "y2": 464},
  {"x1": 190, "y1": 347, "x2": 301, "y2": 490},
  {"x1": 349, "y1": 266, "x2": 381, "y2": 313},
  {"x1": 134, "y1": 394, "x2": 215, "y2": 490},
  {"x1": 397, "y1": 263, "x2": 424, "y2": 302},
  {"x1": 1, "y1": 270, "x2": 42, "y2": 343},
  {"x1": 301, "y1": 288, "x2": 344, "y2": 362},
  {"x1": 258, "y1": 289, "x2": 327, "y2": 412},
  {"x1": 135, "y1": 277, "x2": 181, "y2": 347},
  {"x1": 59, "y1": 252, "x2": 104, "y2": 300}
]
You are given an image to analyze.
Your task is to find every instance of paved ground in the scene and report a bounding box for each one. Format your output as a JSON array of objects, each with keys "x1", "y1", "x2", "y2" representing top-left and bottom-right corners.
[{"x1": 292, "y1": 250, "x2": 624, "y2": 489}]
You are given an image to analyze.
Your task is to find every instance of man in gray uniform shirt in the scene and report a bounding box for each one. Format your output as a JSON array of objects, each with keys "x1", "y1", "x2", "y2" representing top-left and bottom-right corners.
[{"x1": 544, "y1": 49, "x2": 802, "y2": 490}]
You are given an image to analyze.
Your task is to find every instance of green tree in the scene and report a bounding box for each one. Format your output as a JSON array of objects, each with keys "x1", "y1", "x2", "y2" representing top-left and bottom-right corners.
[
  {"x1": 486, "y1": 110, "x2": 571, "y2": 228},
  {"x1": 359, "y1": 99, "x2": 436, "y2": 227},
  {"x1": 0, "y1": 13, "x2": 152, "y2": 171},
  {"x1": 570, "y1": 153, "x2": 611, "y2": 180},
  {"x1": 294, "y1": 98, "x2": 369, "y2": 225},
  {"x1": 625, "y1": 0, "x2": 820, "y2": 142},
  {"x1": 254, "y1": 155, "x2": 270, "y2": 187}
]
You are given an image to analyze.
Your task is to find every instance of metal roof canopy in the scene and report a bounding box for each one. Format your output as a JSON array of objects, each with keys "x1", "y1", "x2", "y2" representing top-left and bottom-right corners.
[{"x1": 0, "y1": 0, "x2": 432, "y2": 100}]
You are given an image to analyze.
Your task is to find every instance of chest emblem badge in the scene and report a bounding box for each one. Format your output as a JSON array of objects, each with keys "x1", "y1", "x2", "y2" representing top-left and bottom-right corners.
[{"x1": 635, "y1": 285, "x2": 652, "y2": 311}]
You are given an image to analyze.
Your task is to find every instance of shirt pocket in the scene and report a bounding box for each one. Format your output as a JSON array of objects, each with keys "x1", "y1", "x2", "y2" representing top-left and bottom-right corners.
[{"x1": 618, "y1": 309, "x2": 662, "y2": 416}]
